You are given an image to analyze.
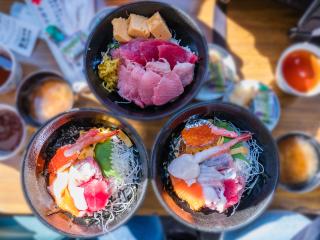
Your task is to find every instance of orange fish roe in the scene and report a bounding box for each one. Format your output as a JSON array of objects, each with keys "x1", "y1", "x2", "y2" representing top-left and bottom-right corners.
[{"x1": 181, "y1": 124, "x2": 218, "y2": 147}]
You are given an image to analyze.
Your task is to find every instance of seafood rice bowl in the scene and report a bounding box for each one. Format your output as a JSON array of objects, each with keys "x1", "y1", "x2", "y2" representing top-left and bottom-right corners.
[
  {"x1": 22, "y1": 109, "x2": 148, "y2": 238},
  {"x1": 85, "y1": 1, "x2": 208, "y2": 120},
  {"x1": 152, "y1": 102, "x2": 279, "y2": 232}
]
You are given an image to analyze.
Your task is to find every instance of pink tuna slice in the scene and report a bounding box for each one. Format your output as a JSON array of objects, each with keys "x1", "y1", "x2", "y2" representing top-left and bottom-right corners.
[
  {"x1": 145, "y1": 60, "x2": 171, "y2": 75},
  {"x1": 117, "y1": 64, "x2": 131, "y2": 96},
  {"x1": 158, "y1": 45, "x2": 198, "y2": 69},
  {"x1": 172, "y1": 62, "x2": 195, "y2": 87},
  {"x1": 82, "y1": 179, "x2": 111, "y2": 212},
  {"x1": 152, "y1": 71, "x2": 184, "y2": 105},
  {"x1": 118, "y1": 64, "x2": 145, "y2": 108},
  {"x1": 139, "y1": 70, "x2": 162, "y2": 106},
  {"x1": 129, "y1": 65, "x2": 145, "y2": 107}
]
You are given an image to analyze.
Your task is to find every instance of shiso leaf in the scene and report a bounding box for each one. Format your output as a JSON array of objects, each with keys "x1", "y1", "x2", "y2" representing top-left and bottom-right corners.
[{"x1": 94, "y1": 139, "x2": 119, "y2": 179}]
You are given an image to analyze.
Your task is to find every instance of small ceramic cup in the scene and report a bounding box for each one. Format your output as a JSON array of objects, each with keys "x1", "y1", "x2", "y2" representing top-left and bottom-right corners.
[
  {"x1": 0, "y1": 45, "x2": 22, "y2": 94},
  {"x1": 0, "y1": 104, "x2": 27, "y2": 161},
  {"x1": 16, "y1": 70, "x2": 75, "y2": 128},
  {"x1": 277, "y1": 132, "x2": 320, "y2": 193},
  {"x1": 276, "y1": 42, "x2": 320, "y2": 97}
]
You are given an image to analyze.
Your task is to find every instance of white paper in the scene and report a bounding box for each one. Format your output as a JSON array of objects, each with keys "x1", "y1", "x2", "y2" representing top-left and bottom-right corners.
[{"x1": 0, "y1": 13, "x2": 39, "y2": 57}]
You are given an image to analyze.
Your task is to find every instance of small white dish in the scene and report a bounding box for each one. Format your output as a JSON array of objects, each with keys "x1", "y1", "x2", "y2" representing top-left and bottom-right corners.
[
  {"x1": 196, "y1": 43, "x2": 238, "y2": 101},
  {"x1": 225, "y1": 80, "x2": 281, "y2": 131},
  {"x1": 276, "y1": 42, "x2": 320, "y2": 97}
]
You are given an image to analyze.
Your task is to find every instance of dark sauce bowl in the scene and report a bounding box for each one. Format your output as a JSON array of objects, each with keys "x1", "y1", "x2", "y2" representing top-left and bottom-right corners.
[
  {"x1": 21, "y1": 108, "x2": 148, "y2": 238},
  {"x1": 84, "y1": 1, "x2": 208, "y2": 121},
  {"x1": 277, "y1": 132, "x2": 320, "y2": 193},
  {"x1": 16, "y1": 70, "x2": 75, "y2": 128},
  {"x1": 151, "y1": 102, "x2": 279, "y2": 232}
]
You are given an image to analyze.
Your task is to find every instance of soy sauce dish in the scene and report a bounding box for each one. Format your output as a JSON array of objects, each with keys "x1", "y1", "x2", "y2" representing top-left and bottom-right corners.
[
  {"x1": 151, "y1": 102, "x2": 279, "y2": 232},
  {"x1": 22, "y1": 109, "x2": 148, "y2": 238},
  {"x1": 84, "y1": 1, "x2": 208, "y2": 120}
]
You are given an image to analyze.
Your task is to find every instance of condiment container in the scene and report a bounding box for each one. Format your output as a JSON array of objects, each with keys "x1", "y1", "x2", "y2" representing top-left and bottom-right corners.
[
  {"x1": 195, "y1": 43, "x2": 238, "y2": 101},
  {"x1": 0, "y1": 45, "x2": 22, "y2": 94},
  {"x1": 276, "y1": 42, "x2": 320, "y2": 97},
  {"x1": 0, "y1": 104, "x2": 27, "y2": 161},
  {"x1": 277, "y1": 132, "x2": 320, "y2": 193},
  {"x1": 16, "y1": 70, "x2": 75, "y2": 127}
]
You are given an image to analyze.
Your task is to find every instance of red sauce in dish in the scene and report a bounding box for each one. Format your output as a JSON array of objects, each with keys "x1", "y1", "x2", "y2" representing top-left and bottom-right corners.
[
  {"x1": 0, "y1": 110, "x2": 23, "y2": 152},
  {"x1": 282, "y1": 50, "x2": 320, "y2": 93},
  {"x1": 0, "y1": 55, "x2": 12, "y2": 87}
]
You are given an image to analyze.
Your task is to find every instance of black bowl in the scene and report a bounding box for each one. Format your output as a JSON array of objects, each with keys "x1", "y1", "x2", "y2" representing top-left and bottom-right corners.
[
  {"x1": 84, "y1": 1, "x2": 208, "y2": 120},
  {"x1": 151, "y1": 102, "x2": 279, "y2": 232},
  {"x1": 277, "y1": 132, "x2": 320, "y2": 193},
  {"x1": 16, "y1": 70, "x2": 75, "y2": 128},
  {"x1": 21, "y1": 108, "x2": 148, "y2": 238}
]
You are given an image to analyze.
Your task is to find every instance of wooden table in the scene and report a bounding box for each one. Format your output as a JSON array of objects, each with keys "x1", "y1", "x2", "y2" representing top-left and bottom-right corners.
[{"x1": 1, "y1": 0, "x2": 320, "y2": 216}]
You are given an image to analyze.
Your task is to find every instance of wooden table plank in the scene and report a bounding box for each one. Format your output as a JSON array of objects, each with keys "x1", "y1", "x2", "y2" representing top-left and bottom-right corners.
[{"x1": 0, "y1": 0, "x2": 320, "y2": 216}]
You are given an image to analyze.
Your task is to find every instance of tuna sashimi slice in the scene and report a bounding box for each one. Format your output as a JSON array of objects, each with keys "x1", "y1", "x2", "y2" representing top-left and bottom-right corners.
[
  {"x1": 118, "y1": 64, "x2": 145, "y2": 108},
  {"x1": 140, "y1": 39, "x2": 177, "y2": 63},
  {"x1": 172, "y1": 62, "x2": 195, "y2": 87},
  {"x1": 119, "y1": 39, "x2": 146, "y2": 65},
  {"x1": 82, "y1": 179, "x2": 111, "y2": 212},
  {"x1": 223, "y1": 178, "x2": 244, "y2": 208},
  {"x1": 145, "y1": 60, "x2": 171, "y2": 75},
  {"x1": 158, "y1": 45, "x2": 198, "y2": 69},
  {"x1": 152, "y1": 71, "x2": 184, "y2": 105},
  {"x1": 139, "y1": 70, "x2": 162, "y2": 106},
  {"x1": 117, "y1": 64, "x2": 132, "y2": 96}
]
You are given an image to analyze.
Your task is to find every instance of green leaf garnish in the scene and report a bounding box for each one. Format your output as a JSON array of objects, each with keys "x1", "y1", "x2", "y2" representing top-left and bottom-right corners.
[{"x1": 94, "y1": 139, "x2": 119, "y2": 179}]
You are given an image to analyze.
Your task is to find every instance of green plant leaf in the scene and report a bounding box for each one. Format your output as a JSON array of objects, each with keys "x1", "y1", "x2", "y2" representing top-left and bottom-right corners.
[{"x1": 94, "y1": 140, "x2": 119, "y2": 179}]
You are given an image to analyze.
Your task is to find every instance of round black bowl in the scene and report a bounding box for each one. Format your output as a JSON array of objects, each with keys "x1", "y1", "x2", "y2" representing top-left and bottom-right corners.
[
  {"x1": 151, "y1": 102, "x2": 279, "y2": 232},
  {"x1": 21, "y1": 108, "x2": 148, "y2": 238},
  {"x1": 16, "y1": 70, "x2": 75, "y2": 128},
  {"x1": 277, "y1": 132, "x2": 320, "y2": 193},
  {"x1": 84, "y1": 1, "x2": 208, "y2": 120}
]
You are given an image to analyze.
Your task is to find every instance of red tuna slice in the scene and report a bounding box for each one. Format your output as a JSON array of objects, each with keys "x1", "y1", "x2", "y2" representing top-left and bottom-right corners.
[
  {"x1": 82, "y1": 179, "x2": 111, "y2": 212},
  {"x1": 139, "y1": 70, "x2": 162, "y2": 106},
  {"x1": 152, "y1": 71, "x2": 184, "y2": 106},
  {"x1": 223, "y1": 179, "x2": 241, "y2": 208},
  {"x1": 172, "y1": 62, "x2": 195, "y2": 87},
  {"x1": 158, "y1": 45, "x2": 198, "y2": 69},
  {"x1": 140, "y1": 39, "x2": 177, "y2": 63},
  {"x1": 119, "y1": 39, "x2": 146, "y2": 65}
]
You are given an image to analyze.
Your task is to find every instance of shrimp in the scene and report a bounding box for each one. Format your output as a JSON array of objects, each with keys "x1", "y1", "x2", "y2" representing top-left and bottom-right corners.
[
  {"x1": 210, "y1": 124, "x2": 238, "y2": 138},
  {"x1": 168, "y1": 133, "x2": 252, "y2": 180}
]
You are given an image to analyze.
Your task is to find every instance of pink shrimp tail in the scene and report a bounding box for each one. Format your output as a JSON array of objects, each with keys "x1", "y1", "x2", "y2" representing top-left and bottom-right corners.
[
  {"x1": 210, "y1": 125, "x2": 238, "y2": 138},
  {"x1": 224, "y1": 132, "x2": 252, "y2": 149}
]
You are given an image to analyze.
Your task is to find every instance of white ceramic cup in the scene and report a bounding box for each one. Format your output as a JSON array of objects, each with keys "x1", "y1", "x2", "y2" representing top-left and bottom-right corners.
[
  {"x1": 0, "y1": 104, "x2": 27, "y2": 161},
  {"x1": 0, "y1": 45, "x2": 22, "y2": 94},
  {"x1": 276, "y1": 42, "x2": 320, "y2": 97}
]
